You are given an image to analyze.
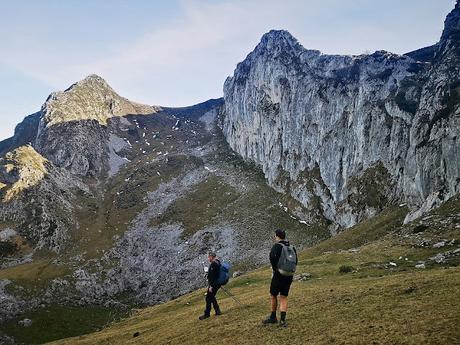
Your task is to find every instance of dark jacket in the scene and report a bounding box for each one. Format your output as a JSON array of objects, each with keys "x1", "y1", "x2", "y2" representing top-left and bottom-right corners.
[
  {"x1": 270, "y1": 240, "x2": 297, "y2": 277},
  {"x1": 207, "y1": 259, "x2": 221, "y2": 287}
]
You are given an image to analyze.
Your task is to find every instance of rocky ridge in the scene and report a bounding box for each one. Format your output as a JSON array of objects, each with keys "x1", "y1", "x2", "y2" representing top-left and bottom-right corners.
[{"x1": 222, "y1": 3, "x2": 460, "y2": 228}]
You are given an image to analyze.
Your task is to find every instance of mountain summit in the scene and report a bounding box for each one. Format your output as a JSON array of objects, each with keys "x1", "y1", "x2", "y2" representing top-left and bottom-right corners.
[
  {"x1": 223, "y1": 4, "x2": 460, "y2": 227},
  {"x1": 257, "y1": 30, "x2": 303, "y2": 53},
  {"x1": 42, "y1": 74, "x2": 159, "y2": 127},
  {"x1": 441, "y1": 0, "x2": 460, "y2": 42}
]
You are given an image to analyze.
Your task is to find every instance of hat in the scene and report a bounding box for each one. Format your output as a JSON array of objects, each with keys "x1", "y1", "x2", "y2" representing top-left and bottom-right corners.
[{"x1": 208, "y1": 252, "x2": 217, "y2": 257}]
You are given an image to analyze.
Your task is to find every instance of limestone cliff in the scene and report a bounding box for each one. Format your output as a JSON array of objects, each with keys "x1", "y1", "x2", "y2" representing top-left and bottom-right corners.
[
  {"x1": 35, "y1": 75, "x2": 160, "y2": 176},
  {"x1": 223, "y1": 3, "x2": 460, "y2": 228}
]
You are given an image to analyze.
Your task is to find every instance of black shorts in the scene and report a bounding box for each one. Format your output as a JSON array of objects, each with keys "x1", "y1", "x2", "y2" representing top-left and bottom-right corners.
[{"x1": 270, "y1": 273, "x2": 293, "y2": 297}]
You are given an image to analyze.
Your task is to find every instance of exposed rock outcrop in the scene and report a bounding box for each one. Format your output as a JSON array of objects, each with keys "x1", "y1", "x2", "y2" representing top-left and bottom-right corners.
[
  {"x1": 223, "y1": 4, "x2": 460, "y2": 228},
  {"x1": 1, "y1": 75, "x2": 161, "y2": 177},
  {"x1": 34, "y1": 75, "x2": 160, "y2": 176},
  {"x1": 0, "y1": 145, "x2": 88, "y2": 251},
  {"x1": 0, "y1": 112, "x2": 41, "y2": 157},
  {"x1": 40, "y1": 74, "x2": 158, "y2": 127}
]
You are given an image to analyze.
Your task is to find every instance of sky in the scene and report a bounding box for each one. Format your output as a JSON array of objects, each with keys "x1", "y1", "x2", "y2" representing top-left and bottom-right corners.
[{"x1": 0, "y1": 0, "x2": 455, "y2": 140}]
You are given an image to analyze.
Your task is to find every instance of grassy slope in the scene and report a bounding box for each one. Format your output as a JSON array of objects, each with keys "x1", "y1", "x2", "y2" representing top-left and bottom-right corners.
[
  {"x1": 0, "y1": 259, "x2": 69, "y2": 292},
  {"x1": 50, "y1": 199, "x2": 460, "y2": 345},
  {"x1": 1, "y1": 306, "x2": 130, "y2": 345}
]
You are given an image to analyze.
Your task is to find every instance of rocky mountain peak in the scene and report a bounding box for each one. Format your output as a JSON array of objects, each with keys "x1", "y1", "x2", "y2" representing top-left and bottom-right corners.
[
  {"x1": 223, "y1": 3, "x2": 460, "y2": 228},
  {"x1": 59, "y1": 74, "x2": 117, "y2": 99},
  {"x1": 255, "y1": 29, "x2": 305, "y2": 57},
  {"x1": 72, "y1": 74, "x2": 112, "y2": 90},
  {"x1": 260, "y1": 30, "x2": 297, "y2": 45},
  {"x1": 441, "y1": 0, "x2": 460, "y2": 42},
  {"x1": 41, "y1": 74, "x2": 159, "y2": 127}
]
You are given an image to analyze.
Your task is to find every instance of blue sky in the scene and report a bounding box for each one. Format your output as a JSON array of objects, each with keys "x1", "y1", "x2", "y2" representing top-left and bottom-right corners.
[{"x1": 0, "y1": 0, "x2": 455, "y2": 140}]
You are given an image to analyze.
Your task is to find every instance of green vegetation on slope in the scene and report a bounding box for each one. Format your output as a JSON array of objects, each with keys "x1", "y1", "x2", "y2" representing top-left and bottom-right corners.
[
  {"x1": 0, "y1": 259, "x2": 70, "y2": 292},
  {"x1": 49, "y1": 198, "x2": 460, "y2": 345},
  {"x1": 150, "y1": 175, "x2": 240, "y2": 238},
  {"x1": 1, "y1": 305, "x2": 130, "y2": 345},
  {"x1": 71, "y1": 154, "x2": 203, "y2": 259},
  {"x1": 346, "y1": 161, "x2": 394, "y2": 212},
  {"x1": 53, "y1": 269, "x2": 458, "y2": 345}
]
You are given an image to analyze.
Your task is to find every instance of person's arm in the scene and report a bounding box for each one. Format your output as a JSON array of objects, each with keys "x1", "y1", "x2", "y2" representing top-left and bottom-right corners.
[
  {"x1": 269, "y1": 244, "x2": 282, "y2": 271},
  {"x1": 207, "y1": 261, "x2": 219, "y2": 287}
]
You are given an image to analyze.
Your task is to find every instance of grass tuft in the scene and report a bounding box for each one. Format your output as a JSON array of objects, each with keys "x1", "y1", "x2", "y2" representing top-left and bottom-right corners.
[{"x1": 339, "y1": 265, "x2": 354, "y2": 274}]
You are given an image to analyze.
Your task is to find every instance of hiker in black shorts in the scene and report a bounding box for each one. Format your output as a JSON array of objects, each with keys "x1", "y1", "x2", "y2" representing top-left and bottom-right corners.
[
  {"x1": 262, "y1": 229, "x2": 297, "y2": 327},
  {"x1": 199, "y1": 252, "x2": 222, "y2": 320}
]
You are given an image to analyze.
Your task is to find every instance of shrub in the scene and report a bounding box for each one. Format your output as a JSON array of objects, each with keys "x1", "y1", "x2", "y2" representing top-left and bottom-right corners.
[
  {"x1": 0, "y1": 241, "x2": 17, "y2": 257},
  {"x1": 339, "y1": 265, "x2": 354, "y2": 274}
]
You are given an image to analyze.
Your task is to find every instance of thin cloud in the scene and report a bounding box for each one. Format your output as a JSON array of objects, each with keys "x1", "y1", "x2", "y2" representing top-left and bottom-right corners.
[{"x1": 0, "y1": 0, "x2": 454, "y2": 120}]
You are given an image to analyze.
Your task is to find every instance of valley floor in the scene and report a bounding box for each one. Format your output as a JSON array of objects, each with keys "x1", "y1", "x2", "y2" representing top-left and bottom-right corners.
[{"x1": 49, "y1": 200, "x2": 460, "y2": 345}]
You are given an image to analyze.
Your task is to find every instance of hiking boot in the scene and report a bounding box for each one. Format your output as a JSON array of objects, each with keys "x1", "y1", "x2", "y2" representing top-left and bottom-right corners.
[
  {"x1": 279, "y1": 320, "x2": 288, "y2": 327},
  {"x1": 199, "y1": 314, "x2": 210, "y2": 320},
  {"x1": 262, "y1": 316, "x2": 278, "y2": 325},
  {"x1": 215, "y1": 310, "x2": 222, "y2": 316}
]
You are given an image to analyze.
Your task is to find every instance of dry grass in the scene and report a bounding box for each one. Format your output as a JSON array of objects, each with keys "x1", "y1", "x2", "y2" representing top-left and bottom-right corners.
[
  {"x1": 49, "y1": 204, "x2": 460, "y2": 345},
  {"x1": 150, "y1": 175, "x2": 240, "y2": 238},
  {"x1": 50, "y1": 264, "x2": 460, "y2": 345},
  {"x1": 0, "y1": 259, "x2": 69, "y2": 291}
]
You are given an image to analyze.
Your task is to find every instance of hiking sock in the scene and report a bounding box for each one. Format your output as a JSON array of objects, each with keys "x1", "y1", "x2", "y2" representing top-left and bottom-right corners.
[
  {"x1": 280, "y1": 312, "x2": 286, "y2": 322},
  {"x1": 270, "y1": 311, "x2": 277, "y2": 320}
]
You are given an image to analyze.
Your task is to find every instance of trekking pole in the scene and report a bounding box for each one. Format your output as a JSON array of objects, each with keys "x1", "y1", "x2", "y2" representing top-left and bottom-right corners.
[
  {"x1": 220, "y1": 286, "x2": 245, "y2": 307},
  {"x1": 201, "y1": 261, "x2": 245, "y2": 307}
]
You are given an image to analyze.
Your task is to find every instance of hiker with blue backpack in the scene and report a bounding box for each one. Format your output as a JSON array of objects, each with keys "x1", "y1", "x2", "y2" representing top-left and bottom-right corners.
[
  {"x1": 262, "y1": 229, "x2": 298, "y2": 327},
  {"x1": 199, "y1": 252, "x2": 230, "y2": 320}
]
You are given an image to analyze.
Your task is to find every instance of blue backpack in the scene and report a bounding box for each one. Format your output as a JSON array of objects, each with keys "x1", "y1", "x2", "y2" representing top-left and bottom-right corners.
[{"x1": 216, "y1": 261, "x2": 231, "y2": 285}]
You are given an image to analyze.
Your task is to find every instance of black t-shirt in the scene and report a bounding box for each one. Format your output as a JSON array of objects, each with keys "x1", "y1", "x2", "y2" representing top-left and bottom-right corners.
[{"x1": 269, "y1": 240, "x2": 297, "y2": 278}]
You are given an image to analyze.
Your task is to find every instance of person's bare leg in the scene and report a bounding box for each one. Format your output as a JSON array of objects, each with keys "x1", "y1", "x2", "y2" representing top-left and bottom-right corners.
[
  {"x1": 279, "y1": 295, "x2": 288, "y2": 325},
  {"x1": 279, "y1": 295, "x2": 288, "y2": 312},
  {"x1": 263, "y1": 295, "x2": 278, "y2": 324},
  {"x1": 271, "y1": 295, "x2": 278, "y2": 312}
]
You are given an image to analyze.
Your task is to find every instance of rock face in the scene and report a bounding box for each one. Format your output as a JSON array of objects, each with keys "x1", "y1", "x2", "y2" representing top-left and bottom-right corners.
[
  {"x1": 2, "y1": 75, "x2": 161, "y2": 178},
  {"x1": 0, "y1": 112, "x2": 41, "y2": 157},
  {"x1": 223, "y1": 3, "x2": 460, "y2": 227},
  {"x1": 35, "y1": 75, "x2": 160, "y2": 177},
  {"x1": 0, "y1": 145, "x2": 88, "y2": 251}
]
